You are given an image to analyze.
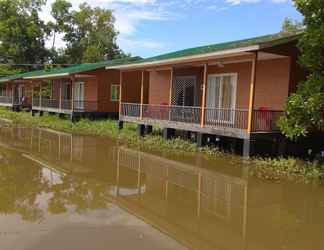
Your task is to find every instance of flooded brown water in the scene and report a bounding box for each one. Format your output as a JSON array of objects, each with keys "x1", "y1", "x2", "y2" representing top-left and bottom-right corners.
[{"x1": 0, "y1": 125, "x2": 323, "y2": 250}]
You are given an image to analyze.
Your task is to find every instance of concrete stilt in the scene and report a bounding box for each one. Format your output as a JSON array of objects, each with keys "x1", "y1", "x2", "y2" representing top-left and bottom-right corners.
[
  {"x1": 118, "y1": 121, "x2": 124, "y2": 130},
  {"x1": 31, "y1": 110, "x2": 36, "y2": 116},
  {"x1": 137, "y1": 124, "x2": 145, "y2": 137},
  {"x1": 39, "y1": 111, "x2": 44, "y2": 117},
  {"x1": 145, "y1": 125, "x2": 153, "y2": 135},
  {"x1": 243, "y1": 139, "x2": 253, "y2": 158},
  {"x1": 197, "y1": 133, "x2": 207, "y2": 147},
  {"x1": 162, "y1": 128, "x2": 175, "y2": 140}
]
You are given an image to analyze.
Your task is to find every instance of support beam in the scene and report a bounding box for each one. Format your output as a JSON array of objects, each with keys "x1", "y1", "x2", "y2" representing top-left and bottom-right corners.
[
  {"x1": 140, "y1": 70, "x2": 145, "y2": 120},
  {"x1": 163, "y1": 128, "x2": 175, "y2": 140},
  {"x1": 39, "y1": 82, "x2": 42, "y2": 108},
  {"x1": 243, "y1": 139, "x2": 255, "y2": 158},
  {"x1": 247, "y1": 52, "x2": 258, "y2": 133},
  {"x1": 168, "y1": 67, "x2": 174, "y2": 105},
  {"x1": 197, "y1": 133, "x2": 207, "y2": 147},
  {"x1": 119, "y1": 71, "x2": 123, "y2": 117},
  {"x1": 59, "y1": 80, "x2": 62, "y2": 110},
  {"x1": 200, "y1": 63, "x2": 208, "y2": 127},
  {"x1": 145, "y1": 125, "x2": 153, "y2": 135},
  {"x1": 137, "y1": 124, "x2": 145, "y2": 137},
  {"x1": 168, "y1": 68, "x2": 174, "y2": 121},
  {"x1": 70, "y1": 76, "x2": 75, "y2": 112}
]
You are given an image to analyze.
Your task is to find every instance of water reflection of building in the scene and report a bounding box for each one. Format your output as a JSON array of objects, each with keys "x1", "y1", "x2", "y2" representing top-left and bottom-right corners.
[{"x1": 116, "y1": 147, "x2": 248, "y2": 250}]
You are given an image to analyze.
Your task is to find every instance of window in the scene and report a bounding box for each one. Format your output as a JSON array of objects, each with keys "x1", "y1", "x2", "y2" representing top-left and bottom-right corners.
[
  {"x1": 206, "y1": 73, "x2": 237, "y2": 123},
  {"x1": 0, "y1": 85, "x2": 6, "y2": 96},
  {"x1": 111, "y1": 84, "x2": 119, "y2": 102}
]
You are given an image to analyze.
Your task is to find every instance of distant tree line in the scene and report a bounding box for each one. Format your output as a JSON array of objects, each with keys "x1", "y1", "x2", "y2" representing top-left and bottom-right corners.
[{"x1": 0, "y1": 0, "x2": 128, "y2": 75}]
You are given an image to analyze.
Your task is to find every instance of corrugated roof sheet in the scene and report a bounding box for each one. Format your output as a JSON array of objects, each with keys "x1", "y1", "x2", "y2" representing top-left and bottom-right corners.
[
  {"x1": 0, "y1": 57, "x2": 141, "y2": 82},
  {"x1": 109, "y1": 31, "x2": 301, "y2": 68}
]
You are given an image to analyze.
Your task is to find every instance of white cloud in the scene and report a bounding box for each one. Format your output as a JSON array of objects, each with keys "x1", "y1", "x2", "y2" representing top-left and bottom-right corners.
[
  {"x1": 41, "y1": 0, "x2": 292, "y2": 55},
  {"x1": 226, "y1": 0, "x2": 290, "y2": 4}
]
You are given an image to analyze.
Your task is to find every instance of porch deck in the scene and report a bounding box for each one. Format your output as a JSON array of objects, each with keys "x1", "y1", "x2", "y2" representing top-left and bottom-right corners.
[
  {"x1": 120, "y1": 103, "x2": 283, "y2": 139},
  {"x1": 0, "y1": 96, "x2": 13, "y2": 107},
  {"x1": 32, "y1": 98, "x2": 99, "y2": 115}
]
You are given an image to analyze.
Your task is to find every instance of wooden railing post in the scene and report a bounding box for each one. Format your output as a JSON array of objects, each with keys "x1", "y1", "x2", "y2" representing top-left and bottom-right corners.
[
  {"x1": 11, "y1": 84, "x2": 14, "y2": 106},
  {"x1": 59, "y1": 80, "x2": 62, "y2": 110},
  {"x1": 119, "y1": 71, "x2": 123, "y2": 117},
  {"x1": 168, "y1": 67, "x2": 174, "y2": 121},
  {"x1": 140, "y1": 70, "x2": 145, "y2": 120},
  {"x1": 200, "y1": 63, "x2": 208, "y2": 127},
  {"x1": 39, "y1": 82, "x2": 42, "y2": 108},
  {"x1": 247, "y1": 52, "x2": 258, "y2": 133},
  {"x1": 71, "y1": 76, "x2": 75, "y2": 112}
]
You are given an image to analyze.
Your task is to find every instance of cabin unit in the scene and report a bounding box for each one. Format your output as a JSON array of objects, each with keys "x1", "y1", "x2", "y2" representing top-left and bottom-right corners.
[
  {"x1": 109, "y1": 32, "x2": 305, "y2": 157},
  {"x1": 0, "y1": 58, "x2": 138, "y2": 119}
]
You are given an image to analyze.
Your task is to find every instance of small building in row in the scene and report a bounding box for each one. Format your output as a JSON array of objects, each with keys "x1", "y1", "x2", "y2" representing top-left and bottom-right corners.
[
  {"x1": 0, "y1": 31, "x2": 312, "y2": 156},
  {"x1": 108, "y1": 32, "x2": 306, "y2": 156},
  {"x1": 0, "y1": 57, "x2": 139, "y2": 119}
]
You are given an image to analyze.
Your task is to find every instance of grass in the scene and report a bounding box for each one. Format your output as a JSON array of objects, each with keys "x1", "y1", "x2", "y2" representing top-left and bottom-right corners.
[{"x1": 0, "y1": 108, "x2": 323, "y2": 182}]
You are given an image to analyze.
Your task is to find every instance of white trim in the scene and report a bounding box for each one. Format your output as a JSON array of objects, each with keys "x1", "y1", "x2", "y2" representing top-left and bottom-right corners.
[
  {"x1": 24, "y1": 73, "x2": 70, "y2": 80},
  {"x1": 106, "y1": 45, "x2": 260, "y2": 70},
  {"x1": 110, "y1": 84, "x2": 120, "y2": 102},
  {"x1": 206, "y1": 72, "x2": 238, "y2": 124}
]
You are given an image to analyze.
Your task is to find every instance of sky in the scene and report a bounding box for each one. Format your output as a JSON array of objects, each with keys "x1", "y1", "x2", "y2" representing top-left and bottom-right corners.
[{"x1": 40, "y1": 0, "x2": 302, "y2": 58}]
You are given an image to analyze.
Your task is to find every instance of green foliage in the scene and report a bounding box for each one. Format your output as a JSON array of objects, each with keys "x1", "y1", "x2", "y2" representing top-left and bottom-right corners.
[
  {"x1": 0, "y1": 65, "x2": 21, "y2": 77},
  {"x1": 279, "y1": 0, "x2": 324, "y2": 139},
  {"x1": 0, "y1": 0, "x2": 50, "y2": 64},
  {"x1": 251, "y1": 157, "x2": 323, "y2": 182},
  {"x1": 52, "y1": 2, "x2": 124, "y2": 63},
  {"x1": 281, "y1": 17, "x2": 304, "y2": 33}
]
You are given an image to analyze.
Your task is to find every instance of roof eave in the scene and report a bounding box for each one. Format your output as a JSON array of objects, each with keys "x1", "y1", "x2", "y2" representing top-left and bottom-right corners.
[
  {"x1": 106, "y1": 45, "x2": 260, "y2": 70},
  {"x1": 24, "y1": 72, "x2": 70, "y2": 80}
]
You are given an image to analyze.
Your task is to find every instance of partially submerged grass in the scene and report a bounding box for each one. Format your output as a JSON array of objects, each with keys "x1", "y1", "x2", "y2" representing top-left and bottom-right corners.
[
  {"x1": 0, "y1": 108, "x2": 323, "y2": 183},
  {"x1": 250, "y1": 157, "x2": 324, "y2": 183}
]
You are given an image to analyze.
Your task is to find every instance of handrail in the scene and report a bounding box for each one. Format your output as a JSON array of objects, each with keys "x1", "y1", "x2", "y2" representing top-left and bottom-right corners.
[{"x1": 121, "y1": 103, "x2": 283, "y2": 132}]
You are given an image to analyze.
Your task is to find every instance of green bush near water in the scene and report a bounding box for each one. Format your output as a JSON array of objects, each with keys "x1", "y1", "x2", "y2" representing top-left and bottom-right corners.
[{"x1": 0, "y1": 108, "x2": 323, "y2": 182}]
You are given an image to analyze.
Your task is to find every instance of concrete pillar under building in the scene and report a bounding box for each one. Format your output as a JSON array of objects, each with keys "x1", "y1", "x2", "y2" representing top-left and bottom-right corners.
[
  {"x1": 197, "y1": 133, "x2": 208, "y2": 147},
  {"x1": 162, "y1": 128, "x2": 175, "y2": 140},
  {"x1": 137, "y1": 124, "x2": 145, "y2": 137},
  {"x1": 243, "y1": 139, "x2": 254, "y2": 158},
  {"x1": 145, "y1": 125, "x2": 153, "y2": 135},
  {"x1": 118, "y1": 120, "x2": 124, "y2": 130}
]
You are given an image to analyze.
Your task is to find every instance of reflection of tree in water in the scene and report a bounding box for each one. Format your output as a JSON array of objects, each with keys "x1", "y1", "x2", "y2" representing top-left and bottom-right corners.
[
  {"x1": 0, "y1": 147, "x2": 111, "y2": 222},
  {"x1": 0, "y1": 149, "x2": 48, "y2": 222},
  {"x1": 47, "y1": 175, "x2": 111, "y2": 215}
]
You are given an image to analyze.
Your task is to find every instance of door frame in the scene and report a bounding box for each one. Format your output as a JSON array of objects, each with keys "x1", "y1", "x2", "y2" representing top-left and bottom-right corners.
[
  {"x1": 173, "y1": 75, "x2": 198, "y2": 107},
  {"x1": 206, "y1": 72, "x2": 238, "y2": 124}
]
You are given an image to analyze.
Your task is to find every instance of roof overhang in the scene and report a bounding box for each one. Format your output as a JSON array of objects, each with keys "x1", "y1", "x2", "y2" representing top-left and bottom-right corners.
[
  {"x1": 106, "y1": 45, "x2": 260, "y2": 70},
  {"x1": 24, "y1": 72, "x2": 70, "y2": 80}
]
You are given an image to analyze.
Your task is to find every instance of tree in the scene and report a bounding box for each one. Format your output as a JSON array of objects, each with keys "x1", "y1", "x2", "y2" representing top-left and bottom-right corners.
[
  {"x1": 281, "y1": 17, "x2": 304, "y2": 33},
  {"x1": 278, "y1": 0, "x2": 324, "y2": 139},
  {"x1": 49, "y1": 0, "x2": 72, "y2": 50},
  {"x1": 0, "y1": 0, "x2": 50, "y2": 65},
  {"x1": 52, "y1": 2, "x2": 124, "y2": 63}
]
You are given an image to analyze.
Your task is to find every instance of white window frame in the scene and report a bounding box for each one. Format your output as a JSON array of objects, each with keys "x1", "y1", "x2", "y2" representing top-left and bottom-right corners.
[
  {"x1": 74, "y1": 82, "x2": 85, "y2": 109},
  {"x1": 206, "y1": 72, "x2": 238, "y2": 124},
  {"x1": 110, "y1": 84, "x2": 120, "y2": 102}
]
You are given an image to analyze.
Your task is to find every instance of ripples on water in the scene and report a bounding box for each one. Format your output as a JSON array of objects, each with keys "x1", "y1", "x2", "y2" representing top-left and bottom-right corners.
[{"x1": 0, "y1": 126, "x2": 323, "y2": 250}]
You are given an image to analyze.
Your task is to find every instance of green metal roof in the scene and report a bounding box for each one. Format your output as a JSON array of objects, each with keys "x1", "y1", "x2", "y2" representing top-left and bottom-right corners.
[
  {"x1": 111, "y1": 31, "x2": 301, "y2": 68},
  {"x1": 0, "y1": 57, "x2": 141, "y2": 82}
]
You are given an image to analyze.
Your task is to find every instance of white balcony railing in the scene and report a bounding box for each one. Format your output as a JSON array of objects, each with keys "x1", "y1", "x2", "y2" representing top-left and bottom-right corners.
[{"x1": 121, "y1": 103, "x2": 283, "y2": 132}]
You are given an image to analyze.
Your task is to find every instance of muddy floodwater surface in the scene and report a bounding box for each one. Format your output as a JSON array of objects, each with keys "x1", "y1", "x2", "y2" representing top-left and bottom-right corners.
[{"x1": 0, "y1": 126, "x2": 323, "y2": 250}]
